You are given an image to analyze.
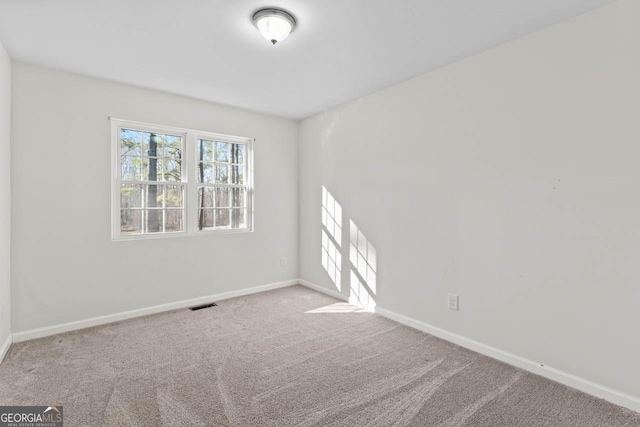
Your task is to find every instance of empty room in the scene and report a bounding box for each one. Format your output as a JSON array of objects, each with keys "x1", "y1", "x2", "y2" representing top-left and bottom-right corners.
[{"x1": 0, "y1": 0, "x2": 639, "y2": 425}]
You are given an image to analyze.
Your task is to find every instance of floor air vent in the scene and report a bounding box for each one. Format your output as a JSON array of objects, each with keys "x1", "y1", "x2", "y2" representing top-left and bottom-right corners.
[{"x1": 189, "y1": 302, "x2": 218, "y2": 311}]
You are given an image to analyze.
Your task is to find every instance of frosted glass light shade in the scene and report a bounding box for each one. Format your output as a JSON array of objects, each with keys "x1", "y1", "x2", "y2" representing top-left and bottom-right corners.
[
  {"x1": 256, "y1": 16, "x2": 292, "y2": 44},
  {"x1": 252, "y1": 9, "x2": 297, "y2": 45}
]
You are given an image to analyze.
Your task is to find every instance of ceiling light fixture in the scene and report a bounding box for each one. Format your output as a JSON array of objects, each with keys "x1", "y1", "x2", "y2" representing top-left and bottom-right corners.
[{"x1": 252, "y1": 8, "x2": 297, "y2": 45}]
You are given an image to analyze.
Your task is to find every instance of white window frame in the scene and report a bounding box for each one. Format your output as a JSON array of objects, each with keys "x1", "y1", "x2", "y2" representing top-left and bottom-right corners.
[{"x1": 111, "y1": 118, "x2": 254, "y2": 240}]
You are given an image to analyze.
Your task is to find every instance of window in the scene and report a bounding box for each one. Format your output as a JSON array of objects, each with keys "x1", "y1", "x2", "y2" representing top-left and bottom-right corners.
[
  {"x1": 196, "y1": 139, "x2": 248, "y2": 230},
  {"x1": 118, "y1": 128, "x2": 185, "y2": 235},
  {"x1": 112, "y1": 119, "x2": 253, "y2": 240}
]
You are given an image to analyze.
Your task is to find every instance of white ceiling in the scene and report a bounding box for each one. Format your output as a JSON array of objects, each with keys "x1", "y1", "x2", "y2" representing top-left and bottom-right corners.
[{"x1": 0, "y1": 0, "x2": 616, "y2": 119}]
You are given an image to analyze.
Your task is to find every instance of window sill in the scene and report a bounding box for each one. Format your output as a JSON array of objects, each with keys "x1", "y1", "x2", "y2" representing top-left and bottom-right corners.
[{"x1": 112, "y1": 228, "x2": 254, "y2": 241}]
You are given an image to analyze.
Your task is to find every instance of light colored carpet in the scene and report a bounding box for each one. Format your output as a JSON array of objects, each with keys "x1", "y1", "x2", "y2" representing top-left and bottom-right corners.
[{"x1": 0, "y1": 285, "x2": 638, "y2": 426}]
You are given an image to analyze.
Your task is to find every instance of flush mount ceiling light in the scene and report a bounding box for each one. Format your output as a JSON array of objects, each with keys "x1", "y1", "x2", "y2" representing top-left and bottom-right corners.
[{"x1": 252, "y1": 8, "x2": 297, "y2": 45}]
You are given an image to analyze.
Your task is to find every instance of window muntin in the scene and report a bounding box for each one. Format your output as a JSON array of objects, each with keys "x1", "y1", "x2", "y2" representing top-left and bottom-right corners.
[{"x1": 112, "y1": 120, "x2": 253, "y2": 240}]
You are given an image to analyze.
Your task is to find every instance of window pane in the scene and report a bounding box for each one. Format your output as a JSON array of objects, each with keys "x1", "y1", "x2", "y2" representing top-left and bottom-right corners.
[
  {"x1": 145, "y1": 132, "x2": 163, "y2": 157},
  {"x1": 120, "y1": 185, "x2": 143, "y2": 208},
  {"x1": 198, "y1": 162, "x2": 213, "y2": 183},
  {"x1": 164, "y1": 186, "x2": 184, "y2": 208},
  {"x1": 230, "y1": 208, "x2": 246, "y2": 229},
  {"x1": 145, "y1": 157, "x2": 162, "y2": 181},
  {"x1": 231, "y1": 143, "x2": 244, "y2": 164},
  {"x1": 137, "y1": 158, "x2": 148, "y2": 181},
  {"x1": 165, "y1": 209, "x2": 183, "y2": 232},
  {"x1": 146, "y1": 184, "x2": 162, "y2": 208},
  {"x1": 198, "y1": 209, "x2": 214, "y2": 230},
  {"x1": 215, "y1": 141, "x2": 230, "y2": 162},
  {"x1": 215, "y1": 209, "x2": 230, "y2": 228},
  {"x1": 198, "y1": 139, "x2": 214, "y2": 162},
  {"x1": 230, "y1": 165, "x2": 244, "y2": 185},
  {"x1": 215, "y1": 164, "x2": 229, "y2": 184},
  {"x1": 161, "y1": 158, "x2": 181, "y2": 181},
  {"x1": 152, "y1": 133, "x2": 165, "y2": 158},
  {"x1": 121, "y1": 156, "x2": 142, "y2": 180},
  {"x1": 215, "y1": 188, "x2": 230, "y2": 208},
  {"x1": 230, "y1": 188, "x2": 246, "y2": 208},
  {"x1": 121, "y1": 209, "x2": 142, "y2": 234},
  {"x1": 199, "y1": 187, "x2": 214, "y2": 208},
  {"x1": 165, "y1": 135, "x2": 182, "y2": 159},
  {"x1": 145, "y1": 209, "x2": 163, "y2": 233},
  {"x1": 121, "y1": 129, "x2": 144, "y2": 156}
]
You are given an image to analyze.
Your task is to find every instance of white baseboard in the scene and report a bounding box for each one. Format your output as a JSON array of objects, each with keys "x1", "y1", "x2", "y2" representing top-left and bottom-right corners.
[
  {"x1": 299, "y1": 279, "x2": 639, "y2": 411},
  {"x1": 0, "y1": 335, "x2": 11, "y2": 364},
  {"x1": 298, "y1": 279, "x2": 348, "y2": 301},
  {"x1": 374, "y1": 306, "x2": 640, "y2": 414},
  {"x1": 9, "y1": 277, "x2": 640, "y2": 413},
  {"x1": 12, "y1": 279, "x2": 299, "y2": 343}
]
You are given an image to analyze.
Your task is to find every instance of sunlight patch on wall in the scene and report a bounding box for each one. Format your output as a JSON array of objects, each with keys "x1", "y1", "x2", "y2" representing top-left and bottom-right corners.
[
  {"x1": 350, "y1": 220, "x2": 376, "y2": 294},
  {"x1": 350, "y1": 271, "x2": 376, "y2": 311},
  {"x1": 322, "y1": 230, "x2": 341, "y2": 290},
  {"x1": 322, "y1": 186, "x2": 342, "y2": 245},
  {"x1": 349, "y1": 220, "x2": 377, "y2": 311},
  {"x1": 321, "y1": 187, "x2": 343, "y2": 291}
]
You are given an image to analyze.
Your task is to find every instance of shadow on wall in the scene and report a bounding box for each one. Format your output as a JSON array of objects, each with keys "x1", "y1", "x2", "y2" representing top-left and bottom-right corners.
[
  {"x1": 320, "y1": 185, "x2": 378, "y2": 312},
  {"x1": 321, "y1": 186, "x2": 342, "y2": 291}
]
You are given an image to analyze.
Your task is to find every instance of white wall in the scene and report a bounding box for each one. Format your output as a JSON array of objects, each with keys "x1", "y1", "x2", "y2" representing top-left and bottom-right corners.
[
  {"x1": 11, "y1": 63, "x2": 298, "y2": 333},
  {"x1": 0, "y1": 41, "x2": 10, "y2": 349},
  {"x1": 299, "y1": 0, "x2": 640, "y2": 399}
]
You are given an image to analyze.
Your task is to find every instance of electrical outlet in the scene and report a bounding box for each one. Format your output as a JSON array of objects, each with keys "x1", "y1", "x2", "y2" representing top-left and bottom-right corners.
[
  {"x1": 280, "y1": 257, "x2": 286, "y2": 268},
  {"x1": 448, "y1": 294, "x2": 459, "y2": 311}
]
